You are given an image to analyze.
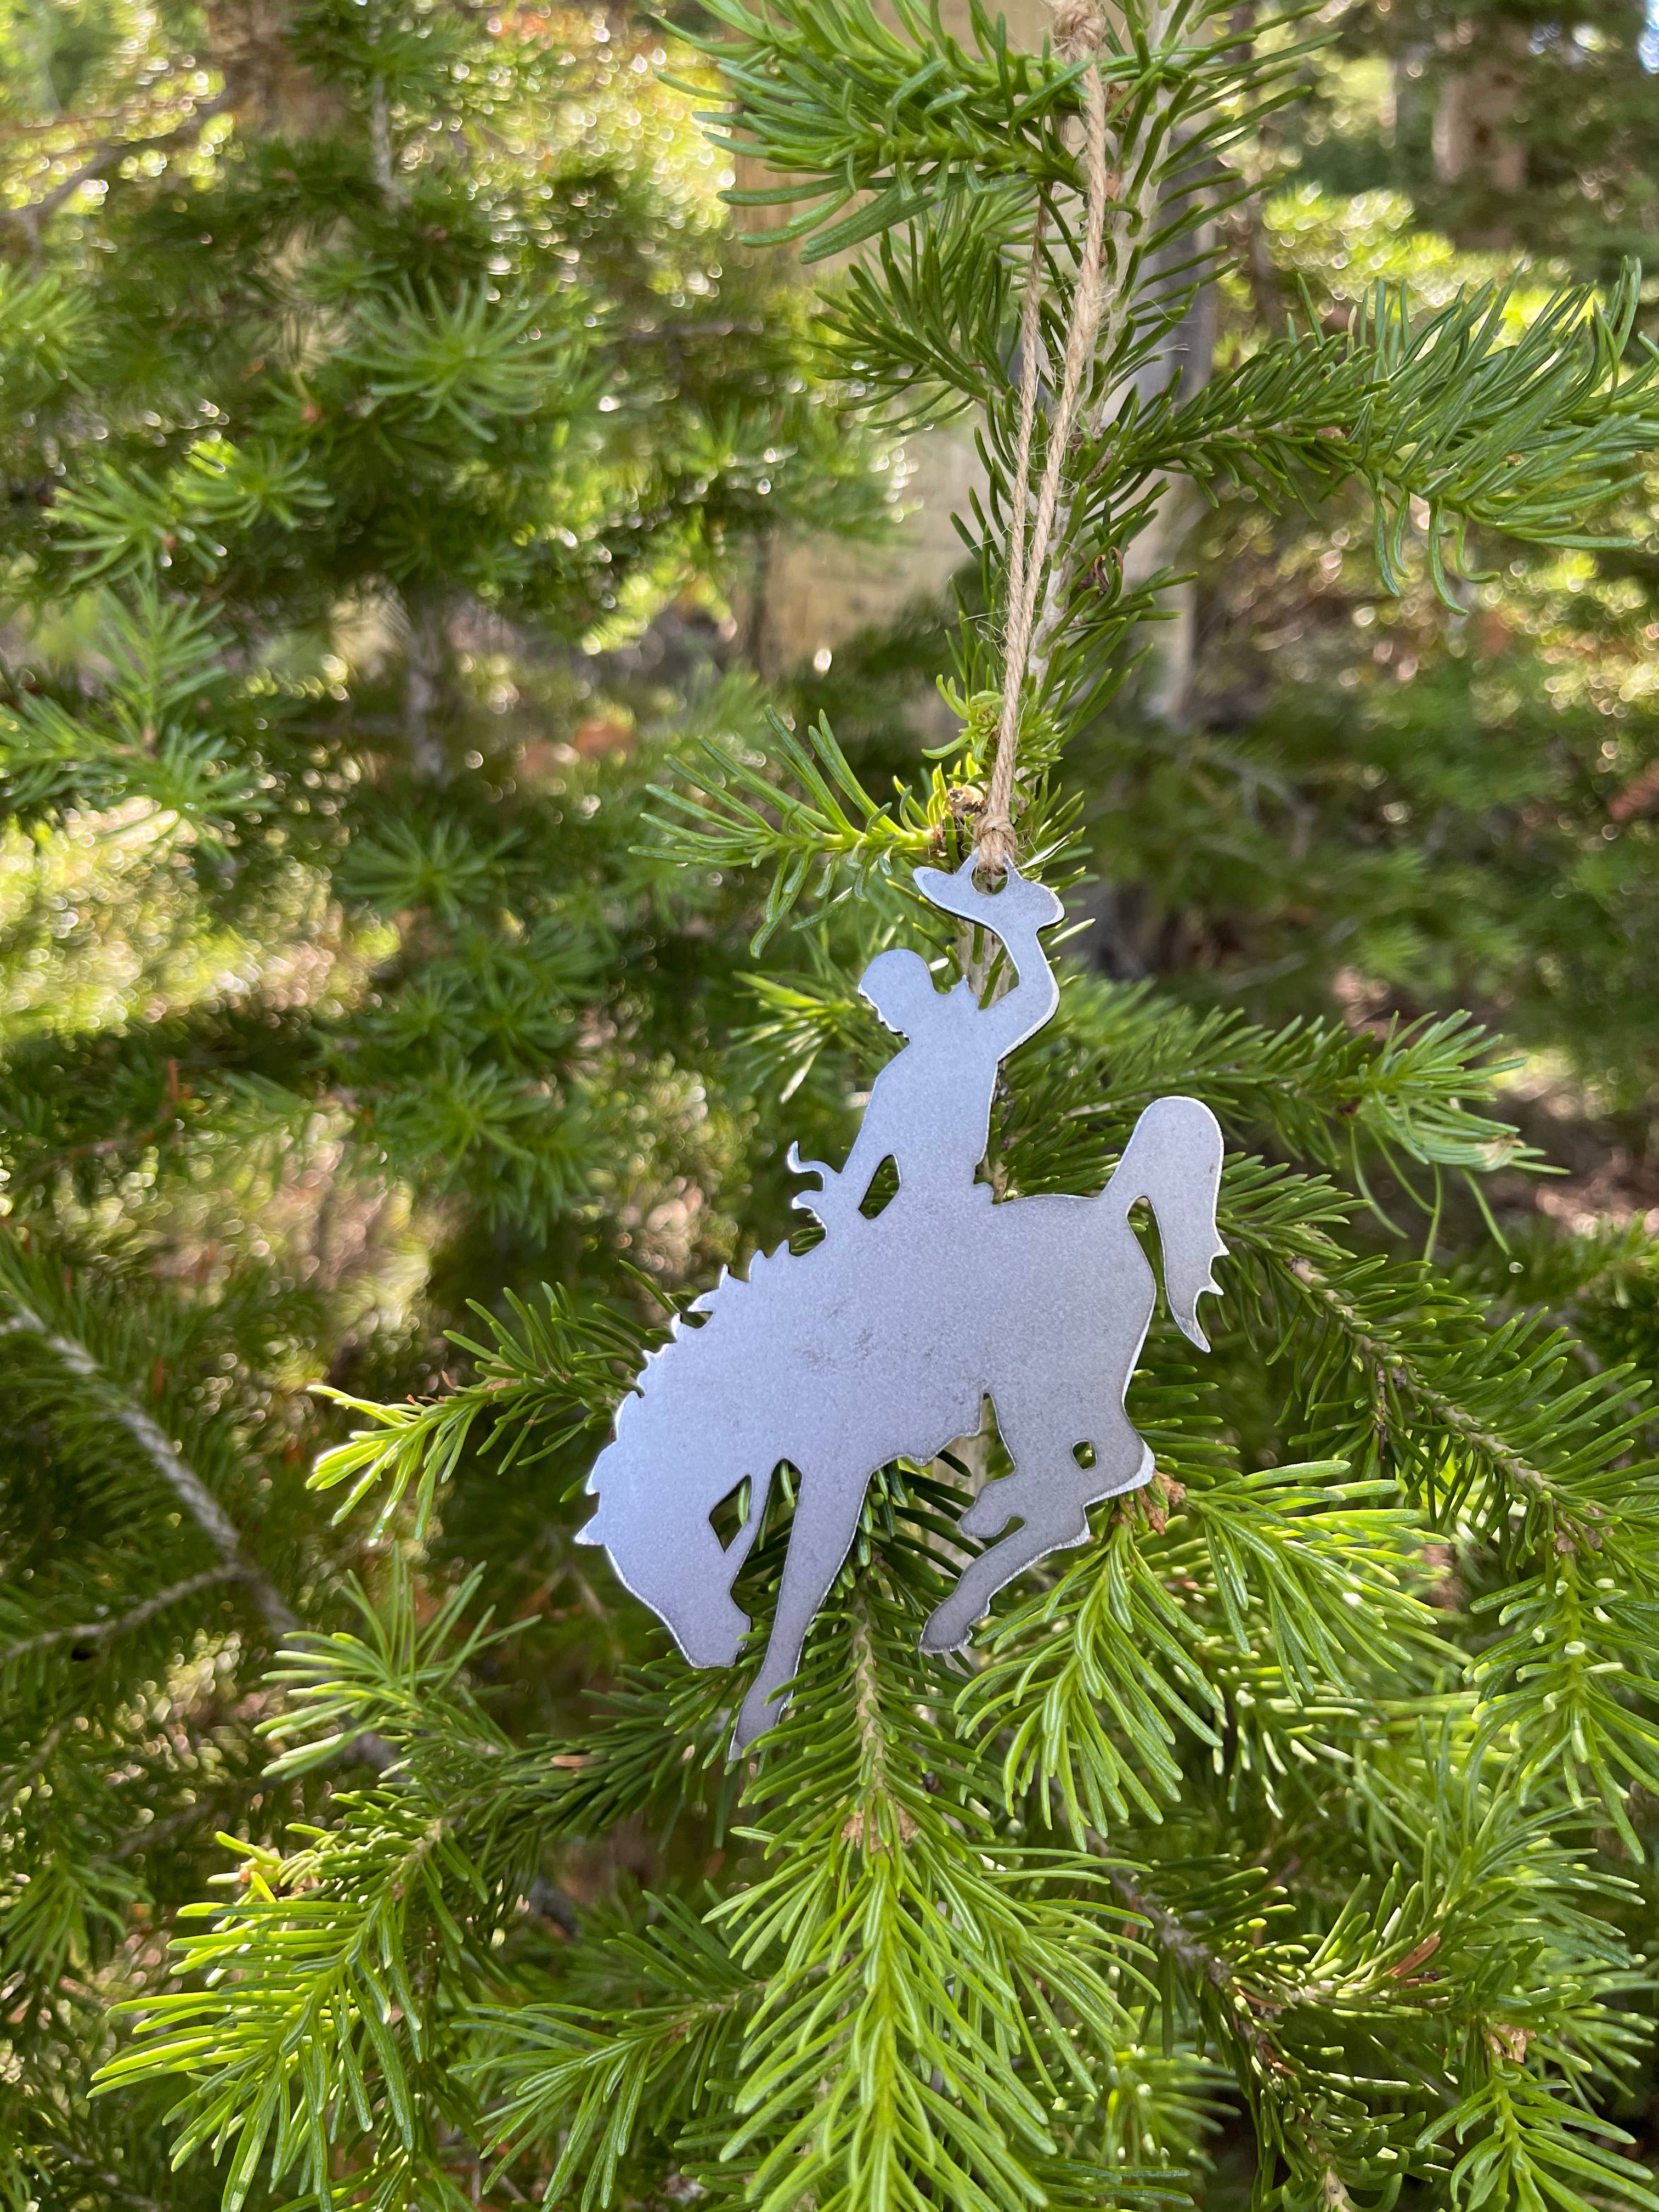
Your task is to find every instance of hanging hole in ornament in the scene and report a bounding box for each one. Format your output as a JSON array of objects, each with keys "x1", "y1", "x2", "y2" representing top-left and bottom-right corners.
[
  {"x1": 970, "y1": 857, "x2": 1008, "y2": 895},
  {"x1": 708, "y1": 1477, "x2": 753, "y2": 1551},
  {"x1": 858, "y1": 1155, "x2": 900, "y2": 1220},
  {"x1": 1073, "y1": 1440, "x2": 1097, "y2": 1470}
]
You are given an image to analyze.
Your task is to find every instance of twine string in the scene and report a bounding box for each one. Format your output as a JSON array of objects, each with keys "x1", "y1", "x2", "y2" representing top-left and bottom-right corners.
[
  {"x1": 976, "y1": 4, "x2": 1111, "y2": 878},
  {"x1": 997, "y1": 204, "x2": 1049, "y2": 759}
]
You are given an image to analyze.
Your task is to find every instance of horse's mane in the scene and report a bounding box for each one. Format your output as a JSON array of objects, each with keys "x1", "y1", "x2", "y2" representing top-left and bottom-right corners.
[
  {"x1": 689, "y1": 1238, "x2": 795, "y2": 1321},
  {"x1": 626, "y1": 1239, "x2": 809, "y2": 1409}
]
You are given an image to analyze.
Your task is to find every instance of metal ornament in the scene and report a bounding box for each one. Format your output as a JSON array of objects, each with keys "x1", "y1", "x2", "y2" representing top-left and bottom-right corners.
[{"x1": 578, "y1": 854, "x2": 1227, "y2": 1753}]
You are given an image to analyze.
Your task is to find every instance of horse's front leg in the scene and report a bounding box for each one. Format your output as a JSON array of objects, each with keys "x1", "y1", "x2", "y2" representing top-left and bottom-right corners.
[{"x1": 733, "y1": 1464, "x2": 871, "y2": 1754}]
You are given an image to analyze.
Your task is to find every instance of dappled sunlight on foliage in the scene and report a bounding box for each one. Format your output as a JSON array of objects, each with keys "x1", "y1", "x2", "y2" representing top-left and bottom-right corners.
[{"x1": 1, "y1": 0, "x2": 1658, "y2": 2205}]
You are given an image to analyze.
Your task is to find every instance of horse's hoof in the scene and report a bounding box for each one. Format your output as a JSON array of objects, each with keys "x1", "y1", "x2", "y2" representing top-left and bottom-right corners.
[
  {"x1": 732, "y1": 1684, "x2": 784, "y2": 1756},
  {"x1": 920, "y1": 1607, "x2": 975, "y2": 1656},
  {"x1": 960, "y1": 1481, "x2": 1021, "y2": 1541}
]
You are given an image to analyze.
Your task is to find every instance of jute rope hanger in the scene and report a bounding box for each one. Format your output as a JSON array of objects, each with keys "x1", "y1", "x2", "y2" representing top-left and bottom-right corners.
[{"x1": 974, "y1": 0, "x2": 1114, "y2": 881}]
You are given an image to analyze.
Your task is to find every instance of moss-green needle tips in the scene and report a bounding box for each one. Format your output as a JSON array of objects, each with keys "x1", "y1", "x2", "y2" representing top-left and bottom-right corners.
[{"x1": 579, "y1": 854, "x2": 1226, "y2": 1753}]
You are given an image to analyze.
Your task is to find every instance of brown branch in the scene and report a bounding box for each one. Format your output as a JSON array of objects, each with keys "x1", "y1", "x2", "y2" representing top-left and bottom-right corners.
[
  {"x1": 44, "y1": 2152, "x2": 170, "y2": 2212},
  {"x1": 6, "y1": 92, "x2": 233, "y2": 236},
  {"x1": 368, "y1": 80, "x2": 405, "y2": 208},
  {"x1": 1285, "y1": 1256, "x2": 1601, "y2": 1545},
  {"x1": 0, "y1": 1305, "x2": 393, "y2": 1771},
  {"x1": 1110, "y1": 1864, "x2": 1290, "y2": 2072},
  {"x1": 0, "y1": 1565, "x2": 241, "y2": 1666},
  {"x1": 9, "y1": 1114, "x2": 177, "y2": 1192},
  {"x1": 1109, "y1": 1864, "x2": 1353, "y2": 2208},
  {"x1": 6, "y1": 1719, "x2": 66, "y2": 1799},
  {"x1": 109, "y1": 1775, "x2": 266, "y2": 1863},
  {"x1": 0, "y1": 1306, "x2": 300, "y2": 1640}
]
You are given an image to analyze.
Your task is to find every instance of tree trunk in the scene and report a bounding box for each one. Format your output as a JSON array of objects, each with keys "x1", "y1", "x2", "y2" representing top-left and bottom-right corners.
[
  {"x1": 203, "y1": 0, "x2": 351, "y2": 138},
  {"x1": 733, "y1": 0, "x2": 1053, "y2": 687},
  {"x1": 402, "y1": 592, "x2": 452, "y2": 783},
  {"x1": 1120, "y1": 217, "x2": 1217, "y2": 727},
  {"x1": 1430, "y1": 24, "x2": 1527, "y2": 250}
]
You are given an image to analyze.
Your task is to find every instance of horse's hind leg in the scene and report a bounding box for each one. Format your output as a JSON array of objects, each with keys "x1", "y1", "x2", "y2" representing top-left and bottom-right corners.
[
  {"x1": 922, "y1": 1408, "x2": 1149, "y2": 1655},
  {"x1": 960, "y1": 1398, "x2": 1148, "y2": 1543},
  {"x1": 733, "y1": 1464, "x2": 870, "y2": 1755}
]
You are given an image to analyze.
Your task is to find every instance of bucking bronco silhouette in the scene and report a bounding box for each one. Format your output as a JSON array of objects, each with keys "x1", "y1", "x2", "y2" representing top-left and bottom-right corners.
[{"x1": 578, "y1": 854, "x2": 1226, "y2": 1752}]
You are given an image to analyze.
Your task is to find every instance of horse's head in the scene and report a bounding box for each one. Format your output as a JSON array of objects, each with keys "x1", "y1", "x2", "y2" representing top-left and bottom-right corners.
[{"x1": 577, "y1": 1434, "x2": 753, "y2": 1669}]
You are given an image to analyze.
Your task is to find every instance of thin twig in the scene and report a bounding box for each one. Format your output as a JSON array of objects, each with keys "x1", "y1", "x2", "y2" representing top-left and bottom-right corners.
[
  {"x1": 5, "y1": 92, "x2": 233, "y2": 236},
  {"x1": 1108, "y1": 1863, "x2": 1352, "y2": 2205},
  {"x1": 1, "y1": 1307, "x2": 300, "y2": 1639},
  {"x1": 7, "y1": 1719, "x2": 66, "y2": 1799},
  {"x1": 8, "y1": 1116, "x2": 176, "y2": 1192},
  {"x1": 369, "y1": 80, "x2": 405, "y2": 206},
  {"x1": 1285, "y1": 1258, "x2": 1596, "y2": 1541},
  {"x1": 42, "y1": 2148, "x2": 171, "y2": 2212},
  {"x1": 0, "y1": 1306, "x2": 393, "y2": 1769},
  {"x1": 0, "y1": 1565, "x2": 241, "y2": 1666}
]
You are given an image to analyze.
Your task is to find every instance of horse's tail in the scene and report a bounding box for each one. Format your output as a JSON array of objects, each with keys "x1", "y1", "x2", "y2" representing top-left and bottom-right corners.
[{"x1": 1103, "y1": 1096, "x2": 1227, "y2": 1350}]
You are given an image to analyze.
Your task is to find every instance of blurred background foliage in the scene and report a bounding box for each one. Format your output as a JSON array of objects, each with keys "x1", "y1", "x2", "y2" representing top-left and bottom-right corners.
[{"x1": 1, "y1": 0, "x2": 1658, "y2": 2204}]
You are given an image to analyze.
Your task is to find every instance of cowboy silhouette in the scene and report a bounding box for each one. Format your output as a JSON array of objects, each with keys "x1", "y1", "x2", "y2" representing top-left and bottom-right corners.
[
  {"x1": 578, "y1": 852, "x2": 1227, "y2": 1753},
  {"x1": 792, "y1": 856, "x2": 1065, "y2": 1229}
]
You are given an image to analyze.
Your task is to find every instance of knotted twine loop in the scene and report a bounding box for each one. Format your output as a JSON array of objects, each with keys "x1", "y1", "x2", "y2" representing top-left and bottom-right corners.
[{"x1": 975, "y1": 0, "x2": 1111, "y2": 881}]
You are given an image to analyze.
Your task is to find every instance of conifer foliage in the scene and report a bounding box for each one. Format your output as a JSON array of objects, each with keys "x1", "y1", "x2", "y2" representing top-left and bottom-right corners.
[
  {"x1": 0, "y1": 0, "x2": 882, "y2": 2199},
  {"x1": 7, "y1": 1, "x2": 1659, "y2": 2209}
]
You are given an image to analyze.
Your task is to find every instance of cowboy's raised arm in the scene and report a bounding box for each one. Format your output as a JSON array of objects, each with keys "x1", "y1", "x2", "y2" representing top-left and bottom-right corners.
[
  {"x1": 914, "y1": 856, "x2": 1064, "y2": 1060},
  {"x1": 974, "y1": 911, "x2": 1060, "y2": 1057}
]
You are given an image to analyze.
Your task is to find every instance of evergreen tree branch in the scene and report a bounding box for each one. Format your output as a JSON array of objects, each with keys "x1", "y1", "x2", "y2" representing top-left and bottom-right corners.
[
  {"x1": 0, "y1": 1269, "x2": 398, "y2": 1768},
  {"x1": 690, "y1": 0, "x2": 1306, "y2": 262},
  {"x1": 1285, "y1": 1259, "x2": 1566, "y2": 1517},
  {"x1": 6, "y1": 93, "x2": 234, "y2": 237},
  {"x1": 98, "y1": 1801, "x2": 492, "y2": 2212},
  {"x1": 743, "y1": 963, "x2": 1531, "y2": 1182},
  {"x1": 0, "y1": 1307, "x2": 301, "y2": 1643},
  {"x1": 1101, "y1": 1765, "x2": 1655, "y2": 2210},
  {"x1": 1261, "y1": 1250, "x2": 1639, "y2": 1546},
  {"x1": 0, "y1": 1565, "x2": 242, "y2": 1666},
  {"x1": 309, "y1": 1280, "x2": 665, "y2": 1535},
  {"x1": 1107, "y1": 1866, "x2": 1357, "y2": 2204},
  {"x1": 1118, "y1": 272, "x2": 1659, "y2": 592},
  {"x1": 476, "y1": 1901, "x2": 761, "y2": 2208}
]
